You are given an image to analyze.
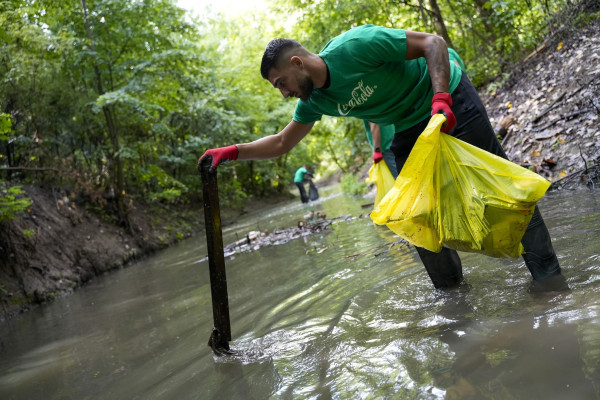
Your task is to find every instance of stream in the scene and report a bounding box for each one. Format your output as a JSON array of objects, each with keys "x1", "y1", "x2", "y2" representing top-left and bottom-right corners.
[{"x1": 1, "y1": 185, "x2": 599, "y2": 399}]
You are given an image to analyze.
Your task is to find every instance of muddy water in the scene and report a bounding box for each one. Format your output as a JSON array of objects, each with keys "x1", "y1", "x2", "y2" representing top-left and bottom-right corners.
[{"x1": 1, "y1": 186, "x2": 599, "y2": 399}]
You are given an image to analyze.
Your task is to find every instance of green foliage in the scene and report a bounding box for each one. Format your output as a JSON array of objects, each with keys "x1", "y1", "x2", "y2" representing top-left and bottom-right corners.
[
  {"x1": 0, "y1": 184, "x2": 31, "y2": 223},
  {"x1": 340, "y1": 173, "x2": 368, "y2": 196},
  {"x1": 138, "y1": 164, "x2": 187, "y2": 203},
  {"x1": 484, "y1": 72, "x2": 511, "y2": 95},
  {"x1": 0, "y1": 112, "x2": 11, "y2": 140},
  {"x1": 0, "y1": 0, "x2": 586, "y2": 215},
  {"x1": 218, "y1": 175, "x2": 248, "y2": 210},
  {"x1": 149, "y1": 188, "x2": 183, "y2": 203},
  {"x1": 309, "y1": 117, "x2": 370, "y2": 175},
  {"x1": 283, "y1": 0, "x2": 570, "y2": 87},
  {"x1": 22, "y1": 228, "x2": 36, "y2": 241}
]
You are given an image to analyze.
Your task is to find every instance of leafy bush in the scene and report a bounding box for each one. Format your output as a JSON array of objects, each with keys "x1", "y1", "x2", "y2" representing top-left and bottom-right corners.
[
  {"x1": 0, "y1": 184, "x2": 31, "y2": 223},
  {"x1": 0, "y1": 112, "x2": 11, "y2": 140},
  {"x1": 22, "y1": 228, "x2": 36, "y2": 241},
  {"x1": 340, "y1": 173, "x2": 368, "y2": 196}
]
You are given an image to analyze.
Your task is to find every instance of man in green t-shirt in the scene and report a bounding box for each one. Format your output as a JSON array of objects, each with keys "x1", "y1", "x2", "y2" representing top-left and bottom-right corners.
[
  {"x1": 199, "y1": 25, "x2": 567, "y2": 292},
  {"x1": 293, "y1": 164, "x2": 313, "y2": 203}
]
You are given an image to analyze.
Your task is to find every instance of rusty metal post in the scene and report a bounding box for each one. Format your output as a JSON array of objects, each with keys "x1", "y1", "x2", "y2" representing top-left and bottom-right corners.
[{"x1": 199, "y1": 158, "x2": 231, "y2": 352}]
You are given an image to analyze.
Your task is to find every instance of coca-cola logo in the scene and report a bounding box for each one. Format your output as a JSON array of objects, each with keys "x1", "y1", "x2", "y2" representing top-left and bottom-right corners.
[{"x1": 337, "y1": 80, "x2": 376, "y2": 116}]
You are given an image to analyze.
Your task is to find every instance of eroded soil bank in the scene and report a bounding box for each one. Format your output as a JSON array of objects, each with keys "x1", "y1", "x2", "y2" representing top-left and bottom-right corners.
[
  {"x1": 482, "y1": 18, "x2": 600, "y2": 186},
  {"x1": 0, "y1": 186, "x2": 291, "y2": 322}
]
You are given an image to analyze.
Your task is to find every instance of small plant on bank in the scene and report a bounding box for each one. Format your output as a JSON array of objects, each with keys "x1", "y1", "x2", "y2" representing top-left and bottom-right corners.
[
  {"x1": 0, "y1": 183, "x2": 32, "y2": 224},
  {"x1": 22, "y1": 228, "x2": 36, "y2": 242},
  {"x1": 340, "y1": 173, "x2": 368, "y2": 196}
]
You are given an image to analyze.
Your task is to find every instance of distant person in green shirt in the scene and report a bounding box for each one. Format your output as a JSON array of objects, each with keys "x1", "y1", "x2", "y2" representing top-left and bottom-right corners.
[
  {"x1": 293, "y1": 164, "x2": 314, "y2": 203},
  {"x1": 200, "y1": 25, "x2": 567, "y2": 292}
]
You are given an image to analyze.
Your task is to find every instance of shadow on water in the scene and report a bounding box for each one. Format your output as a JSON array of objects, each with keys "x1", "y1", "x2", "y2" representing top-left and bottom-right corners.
[{"x1": 1, "y1": 185, "x2": 600, "y2": 399}]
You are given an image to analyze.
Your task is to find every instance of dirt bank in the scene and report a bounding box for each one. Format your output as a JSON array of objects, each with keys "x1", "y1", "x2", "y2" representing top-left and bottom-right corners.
[
  {"x1": 0, "y1": 185, "x2": 291, "y2": 322},
  {"x1": 481, "y1": 17, "x2": 600, "y2": 186}
]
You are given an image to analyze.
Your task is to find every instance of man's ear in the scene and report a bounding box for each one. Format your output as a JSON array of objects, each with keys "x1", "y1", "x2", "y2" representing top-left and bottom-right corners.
[{"x1": 290, "y1": 55, "x2": 303, "y2": 69}]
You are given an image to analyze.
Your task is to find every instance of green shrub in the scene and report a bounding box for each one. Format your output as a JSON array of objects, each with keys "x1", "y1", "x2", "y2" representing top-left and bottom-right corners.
[
  {"x1": 340, "y1": 173, "x2": 368, "y2": 196},
  {"x1": 22, "y1": 228, "x2": 36, "y2": 241},
  {"x1": 0, "y1": 184, "x2": 32, "y2": 223}
]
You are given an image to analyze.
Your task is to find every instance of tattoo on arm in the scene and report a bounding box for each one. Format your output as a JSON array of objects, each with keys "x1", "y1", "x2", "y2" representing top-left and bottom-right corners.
[{"x1": 424, "y1": 36, "x2": 450, "y2": 94}]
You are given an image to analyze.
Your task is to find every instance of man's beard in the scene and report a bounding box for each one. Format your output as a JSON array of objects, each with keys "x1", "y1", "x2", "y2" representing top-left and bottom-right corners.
[{"x1": 298, "y1": 75, "x2": 314, "y2": 102}]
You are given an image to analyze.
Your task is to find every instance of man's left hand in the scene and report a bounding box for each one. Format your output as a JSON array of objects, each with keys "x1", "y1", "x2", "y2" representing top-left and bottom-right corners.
[
  {"x1": 431, "y1": 93, "x2": 456, "y2": 133},
  {"x1": 373, "y1": 149, "x2": 383, "y2": 163}
]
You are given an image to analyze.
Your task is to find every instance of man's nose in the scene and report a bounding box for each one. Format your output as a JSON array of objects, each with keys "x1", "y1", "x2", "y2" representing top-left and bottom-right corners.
[{"x1": 280, "y1": 88, "x2": 290, "y2": 98}]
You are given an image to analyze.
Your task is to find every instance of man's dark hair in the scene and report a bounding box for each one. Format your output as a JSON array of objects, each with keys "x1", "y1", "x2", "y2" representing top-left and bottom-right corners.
[{"x1": 260, "y1": 38, "x2": 303, "y2": 79}]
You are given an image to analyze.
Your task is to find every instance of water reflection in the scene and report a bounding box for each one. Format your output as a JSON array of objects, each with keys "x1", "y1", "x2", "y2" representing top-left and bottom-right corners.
[
  {"x1": 0, "y1": 187, "x2": 599, "y2": 399},
  {"x1": 432, "y1": 287, "x2": 596, "y2": 399}
]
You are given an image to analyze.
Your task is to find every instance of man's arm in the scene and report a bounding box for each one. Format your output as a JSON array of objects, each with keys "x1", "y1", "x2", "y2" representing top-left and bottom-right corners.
[
  {"x1": 369, "y1": 121, "x2": 384, "y2": 163},
  {"x1": 199, "y1": 120, "x2": 314, "y2": 170},
  {"x1": 237, "y1": 120, "x2": 314, "y2": 160},
  {"x1": 369, "y1": 122, "x2": 382, "y2": 150},
  {"x1": 404, "y1": 30, "x2": 450, "y2": 95},
  {"x1": 404, "y1": 30, "x2": 455, "y2": 132}
]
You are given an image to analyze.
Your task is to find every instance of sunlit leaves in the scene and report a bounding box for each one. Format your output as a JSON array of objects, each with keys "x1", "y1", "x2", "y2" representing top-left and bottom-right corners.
[
  {"x1": 282, "y1": 0, "x2": 568, "y2": 86},
  {"x1": 0, "y1": 112, "x2": 11, "y2": 141},
  {"x1": 0, "y1": 184, "x2": 32, "y2": 224},
  {"x1": 0, "y1": 0, "x2": 574, "y2": 210}
]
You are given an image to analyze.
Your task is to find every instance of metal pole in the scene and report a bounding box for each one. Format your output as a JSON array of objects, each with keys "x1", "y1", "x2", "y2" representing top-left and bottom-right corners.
[{"x1": 199, "y1": 158, "x2": 231, "y2": 353}]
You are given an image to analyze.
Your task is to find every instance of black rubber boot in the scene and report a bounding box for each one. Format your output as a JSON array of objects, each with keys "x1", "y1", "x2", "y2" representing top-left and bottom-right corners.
[
  {"x1": 415, "y1": 246, "x2": 464, "y2": 289},
  {"x1": 521, "y1": 206, "x2": 567, "y2": 285}
]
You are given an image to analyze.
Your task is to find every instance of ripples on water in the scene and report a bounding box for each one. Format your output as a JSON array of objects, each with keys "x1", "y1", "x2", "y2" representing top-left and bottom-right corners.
[{"x1": 0, "y1": 187, "x2": 599, "y2": 399}]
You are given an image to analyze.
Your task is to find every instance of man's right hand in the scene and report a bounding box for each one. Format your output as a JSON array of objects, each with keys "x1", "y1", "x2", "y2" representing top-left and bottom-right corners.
[
  {"x1": 198, "y1": 145, "x2": 239, "y2": 170},
  {"x1": 431, "y1": 93, "x2": 456, "y2": 133}
]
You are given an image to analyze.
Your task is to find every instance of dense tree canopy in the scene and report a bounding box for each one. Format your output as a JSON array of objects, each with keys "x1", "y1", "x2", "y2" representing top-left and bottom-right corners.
[{"x1": 0, "y1": 0, "x2": 583, "y2": 223}]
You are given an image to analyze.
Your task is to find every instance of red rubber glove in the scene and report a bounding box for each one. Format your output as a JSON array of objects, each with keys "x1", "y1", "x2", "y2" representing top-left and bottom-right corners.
[
  {"x1": 373, "y1": 148, "x2": 383, "y2": 163},
  {"x1": 198, "y1": 145, "x2": 239, "y2": 170},
  {"x1": 431, "y1": 93, "x2": 456, "y2": 133}
]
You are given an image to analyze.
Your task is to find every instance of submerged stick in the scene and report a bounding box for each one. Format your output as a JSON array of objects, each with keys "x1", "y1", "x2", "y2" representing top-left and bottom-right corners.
[{"x1": 199, "y1": 158, "x2": 233, "y2": 355}]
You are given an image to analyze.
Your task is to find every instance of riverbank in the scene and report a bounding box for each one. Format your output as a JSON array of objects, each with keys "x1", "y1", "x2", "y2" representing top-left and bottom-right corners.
[
  {"x1": 0, "y1": 185, "x2": 293, "y2": 322},
  {"x1": 481, "y1": 16, "x2": 600, "y2": 185}
]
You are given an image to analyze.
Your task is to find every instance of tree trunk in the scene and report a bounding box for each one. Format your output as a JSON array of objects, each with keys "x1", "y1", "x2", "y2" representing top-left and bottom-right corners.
[
  {"x1": 79, "y1": 0, "x2": 127, "y2": 225},
  {"x1": 428, "y1": 0, "x2": 454, "y2": 47},
  {"x1": 470, "y1": 0, "x2": 498, "y2": 44}
]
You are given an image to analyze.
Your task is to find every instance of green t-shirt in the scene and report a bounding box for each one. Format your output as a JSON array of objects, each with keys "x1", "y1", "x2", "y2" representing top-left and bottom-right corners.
[
  {"x1": 294, "y1": 167, "x2": 309, "y2": 183},
  {"x1": 363, "y1": 121, "x2": 396, "y2": 152},
  {"x1": 449, "y1": 48, "x2": 466, "y2": 72},
  {"x1": 293, "y1": 25, "x2": 463, "y2": 132}
]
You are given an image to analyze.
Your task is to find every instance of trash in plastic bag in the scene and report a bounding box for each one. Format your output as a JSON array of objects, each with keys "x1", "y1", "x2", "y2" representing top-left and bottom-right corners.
[
  {"x1": 370, "y1": 114, "x2": 550, "y2": 258},
  {"x1": 365, "y1": 160, "x2": 395, "y2": 208},
  {"x1": 309, "y1": 181, "x2": 319, "y2": 201}
]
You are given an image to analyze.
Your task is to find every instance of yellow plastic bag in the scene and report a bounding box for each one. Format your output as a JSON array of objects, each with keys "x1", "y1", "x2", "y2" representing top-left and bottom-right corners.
[
  {"x1": 365, "y1": 160, "x2": 395, "y2": 208},
  {"x1": 370, "y1": 114, "x2": 550, "y2": 258}
]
